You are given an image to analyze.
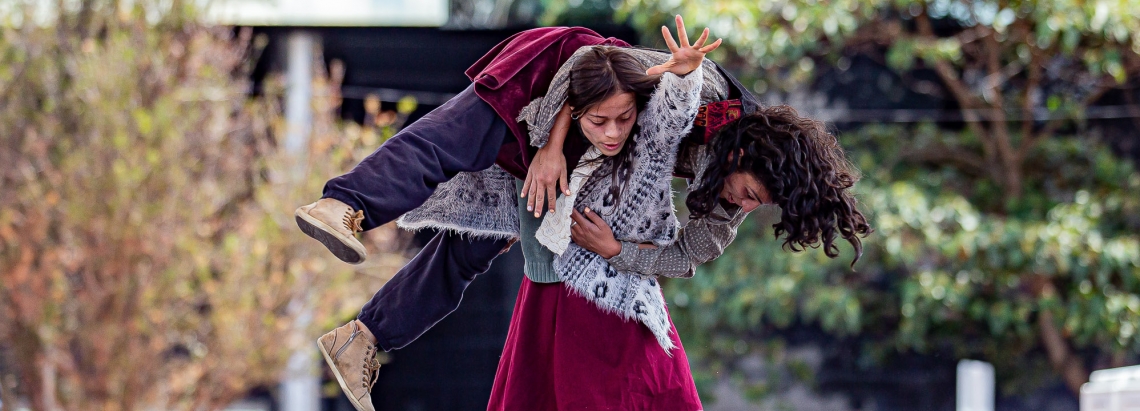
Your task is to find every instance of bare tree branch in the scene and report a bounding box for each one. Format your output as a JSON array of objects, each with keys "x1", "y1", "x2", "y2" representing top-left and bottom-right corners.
[
  {"x1": 982, "y1": 30, "x2": 1023, "y2": 195},
  {"x1": 1029, "y1": 78, "x2": 1118, "y2": 150},
  {"x1": 1020, "y1": 46, "x2": 1042, "y2": 158},
  {"x1": 902, "y1": 144, "x2": 989, "y2": 177},
  {"x1": 916, "y1": 12, "x2": 1007, "y2": 188},
  {"x1": 1038, "y1": 304, "x2": 1090, "y2": 393}
]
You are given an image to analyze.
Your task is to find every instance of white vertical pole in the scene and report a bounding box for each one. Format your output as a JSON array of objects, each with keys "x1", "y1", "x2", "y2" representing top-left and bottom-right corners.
[
  {"x1": 957, "y1": 359, "x2": 995, "y2": 411},
  {"x1": 281, "y1": 310, "x2": 319, "y2": 411},
  {"x1": 280, "y1": 29, "x2": 320, "y2": 411},
  {"x1": 284, "y1": 31, "x2": 315, "y2": 155}
]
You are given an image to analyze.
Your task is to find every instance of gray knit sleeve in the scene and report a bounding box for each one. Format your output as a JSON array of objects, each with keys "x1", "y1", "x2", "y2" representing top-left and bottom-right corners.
[
  {"x1": 637, "y1": 64, "x2": 705, "y2": 154},
  {"x1": 605, "y1": 202, "x2": 750, "y2": 278},
  {"x1": 606, "y1": 143, "x2": 784, "y2": 277}
]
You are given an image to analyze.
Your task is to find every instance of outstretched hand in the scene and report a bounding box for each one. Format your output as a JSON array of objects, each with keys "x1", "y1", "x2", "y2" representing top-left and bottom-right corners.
[{"x1": 646, "y1": 15, "x2": 722, "y2": 77}]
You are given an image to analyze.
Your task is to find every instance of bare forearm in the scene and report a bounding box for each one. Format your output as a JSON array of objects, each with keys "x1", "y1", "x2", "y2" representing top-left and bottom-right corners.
[{"x1": 546, "y1": 104, "x2": 571, "y2": 149}]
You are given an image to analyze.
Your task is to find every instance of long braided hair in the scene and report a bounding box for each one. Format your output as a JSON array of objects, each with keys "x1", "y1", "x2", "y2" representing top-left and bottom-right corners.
[
  {"x1": 687, "y1": 105, "x2": 872, "y2": 265},
  {"x1": 565, "y1": 46, "x2": 661, "y2": 213}
]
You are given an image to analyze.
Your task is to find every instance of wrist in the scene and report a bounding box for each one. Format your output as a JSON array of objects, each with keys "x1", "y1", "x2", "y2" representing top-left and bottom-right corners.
[
  {"x1": 540, "y1": 133, "x2": 566, "y2": 152},
  {"x1": 600, "y1": 239, "x2": 623, "y2": 259},
  {"x1": 537, "y1": 143, "x2": 559, "y2": 156},
  {"x1": 669, "y1": 60, "x2": 703, "y2": 77}
]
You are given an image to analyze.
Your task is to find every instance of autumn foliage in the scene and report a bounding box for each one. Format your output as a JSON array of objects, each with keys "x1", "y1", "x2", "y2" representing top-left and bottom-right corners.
[{"x1": 0, "y1": 3, "x2": 407, "y2": 410}]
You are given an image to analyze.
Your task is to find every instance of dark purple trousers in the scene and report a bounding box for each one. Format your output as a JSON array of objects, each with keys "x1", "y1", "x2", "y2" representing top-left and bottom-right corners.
[{"x1": 323, "y1": 84, "x2": 510, "y2": 351}]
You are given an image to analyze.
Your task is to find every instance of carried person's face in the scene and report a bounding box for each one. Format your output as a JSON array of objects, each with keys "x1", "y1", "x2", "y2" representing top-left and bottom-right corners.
[
  {"x1": 720, "y1": 171, "x2": 772, "y2": 213},
  {"x1": 577, "y1": 92, "x2": 637, "y2": 156}
]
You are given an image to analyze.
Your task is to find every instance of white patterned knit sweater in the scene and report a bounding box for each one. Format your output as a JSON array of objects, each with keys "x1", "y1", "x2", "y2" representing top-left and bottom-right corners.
[{"x1": 551, "y1": 64, "x2": 704, "y2": 353}]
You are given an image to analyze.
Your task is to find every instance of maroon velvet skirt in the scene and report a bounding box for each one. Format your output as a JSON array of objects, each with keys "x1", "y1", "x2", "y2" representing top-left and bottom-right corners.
[{"x1": 487, "y1": 277, "x2": 702, "y2": 411}]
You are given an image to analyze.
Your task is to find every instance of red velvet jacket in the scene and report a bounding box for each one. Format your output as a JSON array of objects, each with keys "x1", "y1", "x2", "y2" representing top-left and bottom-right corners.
[
  {"x1": 467, "y1": 27, "x2": 757, "y2": 180},
  {"x1": 465, "y1": 27, "x2": 629, "y2": 179}
]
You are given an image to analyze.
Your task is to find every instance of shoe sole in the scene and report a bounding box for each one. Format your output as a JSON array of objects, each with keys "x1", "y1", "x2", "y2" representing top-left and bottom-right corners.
[
  {"x1": 295, "y1": 209, "x2": 366, "y2": 265},
  {"x1": 318, "y1": 338, "x2": 372, "y2": 411}
]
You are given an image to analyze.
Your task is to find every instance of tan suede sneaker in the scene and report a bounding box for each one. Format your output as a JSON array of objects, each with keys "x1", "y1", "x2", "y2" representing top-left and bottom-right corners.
[
  {"x1": 317, "y1": 320, "x2": 381, "y2": 411},
  {"x1": 295, "y1": 198, "x2": 367, "y2": 264}
]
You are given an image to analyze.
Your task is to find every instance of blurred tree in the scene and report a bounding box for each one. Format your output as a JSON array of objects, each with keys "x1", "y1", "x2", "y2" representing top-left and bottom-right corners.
[
  {"x1": 0, "y1": 2, "x2": 409, "y2": 410},
  {"x1": 617, "y1": 0, "x2": 1140, "y2": 197},
  {"x1": 541, "y1": 0, "x2": 1140, "y2": 401},
  {"x1": 538, "y1": 0, "x2": 620, "y2": 26},
  {"x1": 669, "y1": 127, "x2": 1138, "y2": 400}
]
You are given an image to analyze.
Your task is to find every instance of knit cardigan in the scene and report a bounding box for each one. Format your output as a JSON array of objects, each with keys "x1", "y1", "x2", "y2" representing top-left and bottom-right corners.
[
  {"x1": 547, "y1": 63, "x2": 703, "y2": 352},
  {"x1": 398, "y1": 46, "x2": 728, "y2": 243},
  {"x1": 396, "y1": 47, "x2": 722, "y2": 352}
]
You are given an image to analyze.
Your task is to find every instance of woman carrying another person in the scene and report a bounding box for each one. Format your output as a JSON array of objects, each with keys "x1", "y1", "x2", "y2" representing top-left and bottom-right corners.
[
  {"x1": 487, "y1": 23, "x2": 719, "y2": 410},
  {"x1": 298, "y1": 17, "x2": 871, "y2": 411},
  {"x1": 303, "y1": 18, "x2": 730, "y2": 411},
  {"x1": 486, "y1": 23, "x2": 872, "y2": 410}
]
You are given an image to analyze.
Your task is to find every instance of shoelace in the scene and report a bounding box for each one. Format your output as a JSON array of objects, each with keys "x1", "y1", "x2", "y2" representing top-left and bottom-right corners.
[
  {"x1": 361, "y1": 345, "x2": 382, "y2": 391},
  {"x1": 343, "y1": 209, "x2": 364, "y2": 233}
]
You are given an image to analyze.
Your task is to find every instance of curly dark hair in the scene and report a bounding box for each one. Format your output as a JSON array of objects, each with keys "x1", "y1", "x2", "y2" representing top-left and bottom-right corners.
[{"x1": 686, "y1": 105, "x2": 872, "y2": 265}]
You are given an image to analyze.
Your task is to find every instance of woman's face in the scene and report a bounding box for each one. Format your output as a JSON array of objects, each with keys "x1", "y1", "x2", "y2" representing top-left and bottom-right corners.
[
  {"x1": 576, "y1": 92, "x2": 637, "y2": 156},
  {"x1": 720, "y1": 171, "x2": 772, "y2": 213}
]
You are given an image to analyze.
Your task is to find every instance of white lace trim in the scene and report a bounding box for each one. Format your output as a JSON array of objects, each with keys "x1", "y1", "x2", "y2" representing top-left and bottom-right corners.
[{"x1": 536, "y1": 147, "x2": 603, "y2": 255}]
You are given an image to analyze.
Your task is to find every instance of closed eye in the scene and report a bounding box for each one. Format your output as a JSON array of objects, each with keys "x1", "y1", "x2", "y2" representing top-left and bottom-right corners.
[{"x1": 747, "y1": 188, "x2": 762, "y2": 204}]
